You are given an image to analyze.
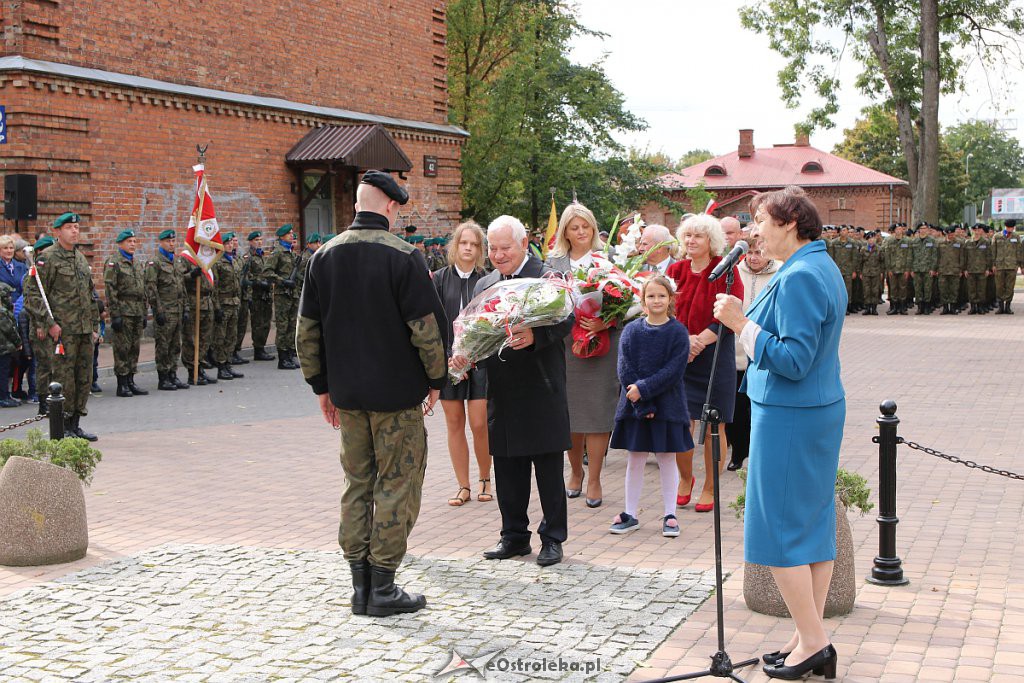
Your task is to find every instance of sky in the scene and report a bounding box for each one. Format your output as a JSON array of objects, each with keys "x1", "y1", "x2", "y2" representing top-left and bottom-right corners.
[{"x1": 569, "y1": 1, "x2": 1024, "y2": 162}]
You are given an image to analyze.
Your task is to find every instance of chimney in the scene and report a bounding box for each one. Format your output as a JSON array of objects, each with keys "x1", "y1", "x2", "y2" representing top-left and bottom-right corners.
[
  {"x1": 795, "y1": 131, "x2": 810, "y2": 147},
  {"x1": 738, "y1": 129, "x2": 755, "y2": 158}
]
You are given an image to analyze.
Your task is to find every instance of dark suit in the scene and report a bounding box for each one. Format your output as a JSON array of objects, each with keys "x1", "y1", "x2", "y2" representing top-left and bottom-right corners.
[{"x1": 474, "y1": 254, "x2": 573, "y2": 546}]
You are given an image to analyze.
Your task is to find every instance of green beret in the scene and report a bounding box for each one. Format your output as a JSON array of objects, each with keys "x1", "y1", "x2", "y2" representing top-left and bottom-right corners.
[
  {"x1": 158, "y1": 229, "x2": 176, "y2": 240},
  {"x1": 247, "y1": 230, "x2": 262, "y2": 241},
  {"x1": 275, "y1": 224, "x2": 294, "y2": 238},
  {"x1": 360, "y1": 170, "x2": 409, "y2": 205},
  {"x1": 33, "y1": 235, "x2": 55, "y2": 252},
  {"x1": 307, "y1": 233, "x2": 321, "y2": 244},
  {"x1": 53, "y1": 212, "x2": 80, "y2": 229},
  {"x1": 407, "y1": 235, "x2": 424, "y2": 244},
  {"x1": 222, "y1": 232, "x2": 235, "y2": 242},
  {"x1": 115, "y1": 229, "x2": 136, "y2": 243}
]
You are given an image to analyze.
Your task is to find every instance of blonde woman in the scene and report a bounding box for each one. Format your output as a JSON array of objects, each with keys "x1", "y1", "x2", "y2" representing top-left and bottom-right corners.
[
  {"x1": 432, "y1": 221, "x2": 492, "y2": 506},
  {"x1": 546, "y1": 203, "x2": 615, "y2": 507}
]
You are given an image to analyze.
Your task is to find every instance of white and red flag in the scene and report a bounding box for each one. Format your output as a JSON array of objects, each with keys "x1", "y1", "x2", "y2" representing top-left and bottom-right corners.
[{"x1": 181, "y1": 164, "x2": 223, "y2": 283}]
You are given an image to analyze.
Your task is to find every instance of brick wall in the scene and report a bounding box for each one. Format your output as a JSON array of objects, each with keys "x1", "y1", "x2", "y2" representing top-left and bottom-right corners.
[{"x1": 5, "y1": 0, "x2": 450, "y2": 125}]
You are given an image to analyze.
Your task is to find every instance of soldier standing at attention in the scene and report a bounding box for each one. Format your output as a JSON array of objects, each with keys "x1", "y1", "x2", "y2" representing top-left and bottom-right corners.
[
  {"x1": 884, "y1": 223, "x2": 913, "y2": 315},
  {"x1": 24, "y1": 236, "x2": 56, "y2": 414},
  {"x1": 911, "y1": 222, "x2": 939, "y2": 315},
  {"x1": 211, "y1": 233, "x2": 244, "y2": 380},
  {"x1": 246, "y1": 231, "x2": 275, "y2": 362},
  {"x1": 104, "y1": 229, "x2": 149, "y2": 397},
  {"x1": 859, "y1": 231, "x2": 884, "y2": 315},
  {"x1": 146, "y1": 229, "x2": 189, "y2": 391},
  {"x1": 23, "y1": 212, "x2": 100, "y2": 441},
  {"x1": 964, "y1": 223, "x2": 994, "y2": 315},
  {"x1": 831, "y1": 226, "x2": 860, "y2": 314},
  {"x1": 992, "y1": 221, "x2": 1020, "y2": 314},
  {"x1": 296, "y1": 171, "x2": 447, "y2": 618},
  {"x1": 936, "y1": 227, "x2": 966, "y2": 315},
  {"x1": 262, "y1": 224, "x2": 301, "y2": 370},
  {"x1": 298, "y1": 233, "x2": 321, "y2": 288},
  {"x1": 178, "y1": 255, "x2": 220, "y2": 385}
]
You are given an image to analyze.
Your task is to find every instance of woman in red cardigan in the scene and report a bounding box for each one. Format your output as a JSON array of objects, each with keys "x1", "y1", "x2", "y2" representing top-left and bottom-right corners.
[{"x1": 666, "y1": 214, "x2": 743, "y2": 512}]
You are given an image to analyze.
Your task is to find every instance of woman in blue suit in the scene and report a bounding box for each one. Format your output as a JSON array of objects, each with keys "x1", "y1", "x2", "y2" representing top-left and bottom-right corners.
[{"x1": 714, "y1": 186, "x2": 845, "y2": 681}]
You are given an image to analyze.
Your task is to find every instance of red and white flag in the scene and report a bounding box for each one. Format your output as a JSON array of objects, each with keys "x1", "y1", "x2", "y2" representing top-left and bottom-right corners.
[
  {"x1": 705, "y1": 198, "x2": 720, "y2": 215},
  {"x1": 181, "y1": 164, "x2": 223, "y2": 283}
]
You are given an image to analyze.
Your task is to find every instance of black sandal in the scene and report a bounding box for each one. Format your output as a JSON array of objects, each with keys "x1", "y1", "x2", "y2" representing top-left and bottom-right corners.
[
  {"x1": 448, "y1": 486, "x2": 471, "y2": 507},
  {"x1": 477, "y1": 478, "x2": 493, "y2": 502}
]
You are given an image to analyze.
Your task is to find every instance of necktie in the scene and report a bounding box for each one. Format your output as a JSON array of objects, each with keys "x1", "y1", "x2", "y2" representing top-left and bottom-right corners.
[
  {"x1": 460, "y1": 276, "x2": 471, "y2": 308},
  {"x1": 4, "y1": 261, "x2": 12, "y2": 277}
]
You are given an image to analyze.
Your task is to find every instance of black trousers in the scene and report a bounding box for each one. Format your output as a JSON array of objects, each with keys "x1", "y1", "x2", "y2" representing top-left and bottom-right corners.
[
  {"x1": 724, "y1": 370, "x2": 751, "y2": 465},
  {"x1": 492, "y1": 452, "x2": 568, "y2": 545}
]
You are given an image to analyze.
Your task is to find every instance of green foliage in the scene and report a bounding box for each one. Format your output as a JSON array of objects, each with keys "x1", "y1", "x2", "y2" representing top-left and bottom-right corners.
[
  {"x1": 685, "y1": 180, "x2": 717, "y2": 215},
  {"x1": 945, "y1": 120, "x2": 1024, "y2": 205},
  {"x1": 678, "y1": 149, "x2": 716, "y2": 170},
  {"x1": 0, "y1": 429, "x2": 102, "y2": 485},
  {"x1": 730, "y1": 467, "x2": 874, "y2": 519},
  {"x1": 447, "y1": 0, "x2": 663, "y2": 228}
]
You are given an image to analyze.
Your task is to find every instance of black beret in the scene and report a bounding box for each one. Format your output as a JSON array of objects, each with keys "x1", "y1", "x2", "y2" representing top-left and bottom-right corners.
[{"x1": 360, "y1": 170, "x2": 409, "y2": 205}]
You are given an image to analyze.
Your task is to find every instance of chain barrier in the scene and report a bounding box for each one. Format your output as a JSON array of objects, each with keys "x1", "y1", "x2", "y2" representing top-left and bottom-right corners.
[
  {"x1": 902, "y1": 438, "x2": 1024, "y2": 481},
  {"x1": 0, "y1": 413, "x2": 47, "y2": 434}
]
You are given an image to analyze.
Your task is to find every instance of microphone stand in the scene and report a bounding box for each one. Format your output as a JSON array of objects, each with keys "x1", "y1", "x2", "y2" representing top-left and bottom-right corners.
[{"x1": 641, "y1": 266, "x2": 757, "y2": 683}]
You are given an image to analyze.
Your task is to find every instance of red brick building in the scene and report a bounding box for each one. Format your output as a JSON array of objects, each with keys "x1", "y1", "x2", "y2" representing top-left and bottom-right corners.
[
  {"x1": 644, "y1": 130, "x2": 911, "y2": 229},
  {"x1": 0, "y1": 1, "x2": 465, "y2": 268}
]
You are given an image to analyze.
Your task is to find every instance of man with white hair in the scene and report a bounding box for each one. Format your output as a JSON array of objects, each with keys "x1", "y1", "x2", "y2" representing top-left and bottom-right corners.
[
  {"x1": 720, "y1": 216, "x2": 743, "y2": 253},
  {"x1": 637, "y1": 224, "x2": 676, "y2": 274},
  {"x1": 452, "y1": 215, "x2": 574, "y2": 567}
]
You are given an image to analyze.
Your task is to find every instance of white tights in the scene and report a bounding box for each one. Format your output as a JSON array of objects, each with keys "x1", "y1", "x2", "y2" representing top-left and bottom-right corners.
[{"x1": 624, "y1": 452, "x2": 679, "y2": 519}]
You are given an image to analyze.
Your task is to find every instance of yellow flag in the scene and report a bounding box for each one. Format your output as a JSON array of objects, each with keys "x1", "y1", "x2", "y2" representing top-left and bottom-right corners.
[{"x1": 543, "y1": 196, "x2": 558, "y2": 258}]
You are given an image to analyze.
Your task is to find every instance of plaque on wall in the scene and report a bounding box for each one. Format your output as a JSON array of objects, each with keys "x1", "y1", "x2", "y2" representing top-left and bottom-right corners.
[{"x1": 424, "y1": 155, "x2": 438, "y2": 177}]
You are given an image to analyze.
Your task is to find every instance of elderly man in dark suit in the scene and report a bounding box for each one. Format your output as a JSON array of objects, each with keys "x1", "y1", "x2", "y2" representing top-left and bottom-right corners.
[{"x1": 451, "y1": 215, "x2": 574, "y2": 567}]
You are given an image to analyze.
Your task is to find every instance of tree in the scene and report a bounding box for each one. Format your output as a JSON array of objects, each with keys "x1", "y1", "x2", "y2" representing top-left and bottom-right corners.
[
  {"x1": 944, "y1": 120, "x2": 1024, "y2": 206},
  {"x1": 678, "y1": 149, "x2": 716, "y2": 170},
  {"x1": 739, "y1": 0, "x2": 1024, "y2": 225},
  {"x1": 447, "y1": 0, "x2": 658, "y2": 228}
]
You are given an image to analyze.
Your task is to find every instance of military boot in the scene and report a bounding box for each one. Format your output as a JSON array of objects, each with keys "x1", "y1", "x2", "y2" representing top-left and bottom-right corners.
[
  {"x1": 217, "y1": 363, "x2": 235, "y2": 380},
  {"x1": 996, "y1": 301, "x2": 1007, "y2": 314},
  {"x1": 940, "y1": 303, "x2": 952, "y2": 315},
  {"x1": 366, "y1": 566, "x2": 427, "y2": 617},
  {"x1": 127, "y1": 374, "x2": 149, "y2": 395},
  {"x1": 228, "y1": 364, "x2": 244, "y2": 378},
  {"x1": 70, "y1": 415, "x2": 98, "y2": 442},
  {"x1": 1006, "y1": 303, "x2": 1014, "y2": 314},
  {"x1": 116, "y1": 375, "x2": 133, "y2": 397},
  {"x1": 199, "y1": 367, "x2": 217, "y2": 384},
  {"x1": 230, "y1": 352, "x2": 249, "y2": 365},
  {"x1": 887, "y1": 301, "x2": 900, "y2": 315},
  {"x1": 170, "y1": 371, "x2": 189, "y2": 389},
  {"x1": 277, "y1": 354, "x2": 297, "y2": 370},
  {"x1": 254, "y1": 347, "x2": 275, "y2": 361},
  {"x1": 158, "y1": 371, "x2": 177, "y2": 391},
  {"x1": 898, "y1": 301, "x2": 908, "y2": 315},
  {"x1": 862, "y1": 305, "x2": 873, "y2": 316},
  {"x1": 188, "y1": 368, "x2": 208, "y2": 386},
  {"x1": 349, "y1": 561, "x2": 371, "y2": 615}
]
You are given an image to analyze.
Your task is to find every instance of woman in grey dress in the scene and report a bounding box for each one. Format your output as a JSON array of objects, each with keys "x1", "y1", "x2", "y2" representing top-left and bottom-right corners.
[{"x1": 546, "y1": 203, "x2": 618, "y2": 508}]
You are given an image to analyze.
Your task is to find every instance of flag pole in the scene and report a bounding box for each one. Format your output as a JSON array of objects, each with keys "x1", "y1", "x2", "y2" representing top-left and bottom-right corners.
[{"x1": 193, "y1": 144, "x2": 208, "y2": 382}]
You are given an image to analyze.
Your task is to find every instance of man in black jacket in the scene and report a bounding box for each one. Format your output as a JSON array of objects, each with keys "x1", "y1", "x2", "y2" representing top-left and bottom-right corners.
[
  {"x1": 452, "y1": 215, "x2": 574, "y2": 567},
  {"x1": 296, "y1": 171, "x2": 448, "y2": 617}
]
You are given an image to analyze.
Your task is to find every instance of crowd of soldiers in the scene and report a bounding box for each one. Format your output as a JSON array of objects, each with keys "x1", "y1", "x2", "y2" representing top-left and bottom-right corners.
[
  {"x1": 20, "y1": 213, "x2": 325, "y2": 441},
  {"x1": 823, "y1": 221, "x2": 1024, "y2": 316}
]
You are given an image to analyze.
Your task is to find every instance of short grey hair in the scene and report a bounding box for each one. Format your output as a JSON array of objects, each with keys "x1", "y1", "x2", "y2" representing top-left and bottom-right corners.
[
  {"x1": 642, "y1": 224, "x2": 671, "y2": 243},
  {"x1": 487, "y1": 215, "x2": 527, "y2": 242},
  {"x1": 677, "y1": 214, "x2": 726, "y2": 256}
]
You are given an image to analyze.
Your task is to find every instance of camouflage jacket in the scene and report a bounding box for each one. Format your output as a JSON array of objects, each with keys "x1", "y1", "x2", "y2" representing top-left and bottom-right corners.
[
  {"x1": 213, "y1": 254, "x2": 241, "y2": 306},
  {"x1": 104, "y1": 251, "x2": 148, "y2": 318},
  {"x1": 964, "y1": 238, "x2": 993, "y2": 274},
  {"x1": 23, "y1": 244, "x2": 100, "y2": 335},
  {"x1": 245, "y1": 251, "x2": 272, "y2": 301},
  {"x1": 911, "y1": 236, "x2": 939, "y2": 272},
  {"x1": 992, "y1": 232, "x2": 1021, "y2": 270},
  {"x1": 145, "y1": 250, "x2": 186, "y2": 315},
  {"x1": 262, "y1": 243, "x2": 301, "y2": 300},
  {"x1": 859, "y1": 243, "x2": 884, "y2": 276},
  {"x1": 0, "y1": 285, "x2": 20, "y2": 356},
  {"x1": 176, "y1": 257, "x2": 219, "y2": 312},
  {"x1": 936, "y1": 240, "x2": 966, "y2": 275},
  {"x1": 830, "y1": 238, "x2": 862, "y2": 273},
  {"x1": 883, "y1": 236, "x2": 914, "y2": 272}
]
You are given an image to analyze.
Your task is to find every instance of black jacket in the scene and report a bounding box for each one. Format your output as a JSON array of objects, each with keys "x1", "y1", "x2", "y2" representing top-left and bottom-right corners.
[
  {"x1": 474, "y1": 255, "x2": 573, "y2": 457},
  {"x1": 432, "y1": 264, "x2": 486, "y2": 353}
]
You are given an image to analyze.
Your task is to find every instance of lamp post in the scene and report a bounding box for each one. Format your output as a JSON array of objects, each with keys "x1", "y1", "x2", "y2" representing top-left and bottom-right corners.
[{"x1": 965, "y1": 152, "x2": 974, "y2": 197}]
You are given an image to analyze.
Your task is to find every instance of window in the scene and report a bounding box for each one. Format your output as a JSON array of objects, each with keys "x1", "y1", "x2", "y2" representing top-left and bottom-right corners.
[
  {"x1": 705, "y1": 165, "x2": 727, "y2": 177},
  {"x1": 801, "y1": 161, "x2": 824, "y2": 173}
]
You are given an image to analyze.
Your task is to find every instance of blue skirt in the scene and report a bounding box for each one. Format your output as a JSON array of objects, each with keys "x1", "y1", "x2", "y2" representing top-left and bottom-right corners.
[
  {"x1": 610, "y1": 418, "x2": 694, "y2": 454},
  {"x1": 744, "y1": 399, "x2": 845, "y2": 567},
  {"x1": 685, "y1": 337, "x2": 737, "y2": 423}
]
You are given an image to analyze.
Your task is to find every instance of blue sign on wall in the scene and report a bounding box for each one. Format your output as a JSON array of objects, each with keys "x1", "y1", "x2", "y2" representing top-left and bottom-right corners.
[{"x1": 0, "y1": 106, "x2": 6, "y2": 144}]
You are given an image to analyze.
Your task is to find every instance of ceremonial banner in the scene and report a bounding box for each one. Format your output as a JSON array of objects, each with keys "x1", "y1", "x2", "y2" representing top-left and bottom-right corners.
[
  {"x1": 181, "y1": 164, "x2": 223, "y2": 283},
  {"x1": 543, "y1": 196, "x2": 558, "y2": 257}
]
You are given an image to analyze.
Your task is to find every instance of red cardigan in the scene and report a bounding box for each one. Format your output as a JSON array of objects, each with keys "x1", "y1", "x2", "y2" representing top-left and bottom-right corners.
[{"x1": 666, "y1": 256, "x2": 744, "y2": 336}]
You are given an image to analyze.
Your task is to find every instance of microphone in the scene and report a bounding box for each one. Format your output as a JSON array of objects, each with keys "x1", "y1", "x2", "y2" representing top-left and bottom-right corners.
[{"x1": 707, "y1": 240, "x2": 749, "y2": 282}]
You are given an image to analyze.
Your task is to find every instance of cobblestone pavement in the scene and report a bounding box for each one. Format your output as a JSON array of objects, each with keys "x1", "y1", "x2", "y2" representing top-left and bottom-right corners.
[{"x1": 0, "y1": 545, "x2": 713, "y2": 682}]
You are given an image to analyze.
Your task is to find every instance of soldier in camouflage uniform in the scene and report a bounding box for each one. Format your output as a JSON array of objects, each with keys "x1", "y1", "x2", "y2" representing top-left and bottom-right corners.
[
  {"x1": 104, "y1": 229, "x2": 150, "y2": 397},
  {"x1": 964, "y1": 223, "x2": 994, "y2": 315},
  {"x1": 178, "y1": 255, "x2": 220, "y2": 385},
  {"x1": 261, "y1": 224, "x2": 301, "y2": 370},
  {"x1": 231, "y1": 232, "x2": 255, "y2": 365},
  {"x1": 296, "y1": 171, "x2": 447, "y2": 617},
  {"x1": 23, "y1": 236, "x2": 56, "y2": 414},
  {"x1": 145, "y1": 229, "x2": 189, "y2": 391},
  {"x1": 23, "y1": 212, "x2": 100, "y2": 441},
  {"x1": 245, "y1": 231, "x2": 275, "y2": 361},
  {"x1": 211, "y1": 233, "x2": 244, "y2": 380},
  {"x1": 0, "y1": 283, "x2": 22, "y2": 408},
  {"x1": 938, "y1": 227, "x2": 966, "y2": 314},
  {"x1": 830, "y1": 226, "x2": 861, "y2": 314},
  {"x1": 911, "y1": 223, "x2": 939, "y2": 314},
  {"x1": 859, "y1": 231, "x2": 884, "y2": 315},
  {"x1": 884, "y1": 223, "x2": 913, "y2": 314},
  {"x1": 298, "y1": 233, "x2": 321, "y2": 290},
  {"x1": 992, "y1": 222, "x2": 1021, "y2": 314}
]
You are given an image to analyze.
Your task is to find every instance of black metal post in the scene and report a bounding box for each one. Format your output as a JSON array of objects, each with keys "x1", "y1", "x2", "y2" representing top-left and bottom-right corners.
[
  {"x1": 47, "y1": 382, "x2": 65, "y2": 440},
  {"x1": 867, "y1": 400, "x2": 909, "y2": 586}
]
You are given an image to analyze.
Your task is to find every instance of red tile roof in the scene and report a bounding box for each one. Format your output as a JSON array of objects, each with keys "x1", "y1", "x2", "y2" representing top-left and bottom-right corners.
[{"x1": 661, "y1": 144, "x2": 908, "y2": 191}]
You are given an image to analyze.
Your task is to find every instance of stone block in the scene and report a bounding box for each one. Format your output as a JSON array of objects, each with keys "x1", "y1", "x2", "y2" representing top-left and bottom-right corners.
[{"x1": 0, "y1": 456, "x2": 88, "y2": 566}]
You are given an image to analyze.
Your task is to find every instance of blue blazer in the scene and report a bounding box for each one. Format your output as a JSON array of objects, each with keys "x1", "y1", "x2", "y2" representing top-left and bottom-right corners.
[
  {"x1": 0, "y1": 258, "x2": 27, "y2": 297},
  {"x1": 741, "y1": 240, "x2": 846, "y2": 407}
]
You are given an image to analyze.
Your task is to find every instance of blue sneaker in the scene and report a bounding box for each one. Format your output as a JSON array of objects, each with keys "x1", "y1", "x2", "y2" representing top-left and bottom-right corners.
[
  {"x1": 662, "y1": 514, "x2": 681, "y2": 538},
  {"x1": 609, "y1": 512, "x2": 638, "y2": 534}
]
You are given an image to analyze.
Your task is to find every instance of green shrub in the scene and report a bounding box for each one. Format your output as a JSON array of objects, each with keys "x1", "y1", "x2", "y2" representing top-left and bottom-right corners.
[
  {"x1": 730, "y1": 467, "x2": 874, "y2": 519},
  {"x1": 0, "y1": 429, "x2": 102, "y2": 485}
]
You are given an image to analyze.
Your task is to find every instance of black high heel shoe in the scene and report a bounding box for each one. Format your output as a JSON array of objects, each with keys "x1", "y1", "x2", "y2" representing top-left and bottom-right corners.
[
  {"x1": 764, "y1": 644, "x2": 837, "y2": 680},
  {"x1": 761, "y1": 650, "x2": 790, "y2": 665}
]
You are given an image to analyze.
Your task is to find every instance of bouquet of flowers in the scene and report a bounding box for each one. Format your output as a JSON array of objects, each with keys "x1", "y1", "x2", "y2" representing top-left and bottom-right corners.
[
  {"x1": 570, "y1": 252, "x2": 644, "y2": 358},
  {"x1": 449, "y1": 275, "x2": 575, "y2": 383}
]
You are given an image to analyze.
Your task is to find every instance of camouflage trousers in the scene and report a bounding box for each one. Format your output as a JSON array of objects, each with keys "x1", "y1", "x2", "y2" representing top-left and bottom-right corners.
[
  {"x1": 273, "y1": 295, "x2": 298, "y2": 354},
  {"x1": 888, "y1": 272, "x2": 911, "y2": 303},
  {"x1": 153, "y1": 309, "x2": 182, "y2": 373},
  {"x1": 913, "y1": 272, "x2": 933, "y2": 303},
  {"x1": 212, "y1": 304, "x2": 239, "y2": 364},
  {"x1": 33, "y1": 333, "x2": 56, "y2": 400},
  {"x1": 53, "y1": 332, "x2": 93, "y2": 417},
  {"x1": 995, "y1": 269, "x2": 1017, "y2": 302},
  {"x1": 181, "y1": 307, "x2": 214, "y2": 372},
  {"x1": 111, "y1": 315, "x2": 143, "y2": 375},
  {"x1": 250, "y1": 297, "x2": 272, "y2": 349},
  {"x1": 235, "y1": 300, "x2": 249, "y2": 352},
  {"x1": 862, "y1": 274, "x2": 883, "y2": 303},
  {"x1": 840, "y1": 274, "x2": 854, "y2": 304},
  {"x1": 338, "y1": 406, "x2": 427, "y2": 570},
  {"x1": 939, "y1": 275, "x2": 961, "y2": 305},
  {"x1": 966, "y1": 273, "x2": 987, "y2": 304}
]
